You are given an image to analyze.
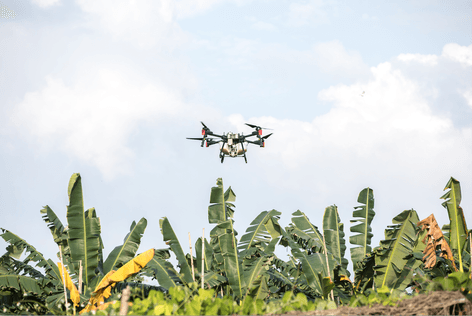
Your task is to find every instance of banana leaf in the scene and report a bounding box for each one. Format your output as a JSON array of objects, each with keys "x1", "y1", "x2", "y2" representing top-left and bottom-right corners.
[
  {"x1": 200, "y1": 270, "x2": 227, "y2": 288},
  {"x1": 283, "y1": 230, "x2": 335, "y2": 297},
  {"x1": 40, "y1": 205, "x2": 65, "y2": 245},
  {"x1": 0, "y1": 229, "x2": 62, "y2": 283},
  {"x1": 103, "y1": 218, "x2": 147, "y2": 274},
  {"x1": 417, "y1": 214, "x2": 456, "y2": 270},
  {"x1": 393, "y1": 227, "x2": 427, "y2": 290},
  {"x1": 441, "y1": 177, "x2": 468, "y2": 271},
  {"x1": 144, "y1": 249, "x2": 184, "y2": 290},
  {"x1": 0, "y1": 252, "x2": 44, "y2": 279},
  {"x1": 350, "y1": 187, "x2": 375, "y2": 269},
  {"x1": 216, "y1": 220, "x2": 242, "y2": 297},
  {"x1": 208, "y1": 178, "x2": 236, "y2": 224},
  {"x1": 353, "y1": 253, "x2": 375, "y2": 292},
  {"x1": 195, "y1": 237, "x2": 213, "y2": 272},
  {"x1": 286, "y1": 210, "x2": 324, "y2": 253},
  {"x1": 82, "y1": 249, "x2": 154, "y2": 313},
  {"x1": 373, "y1": 209, "x2": 419, "y2": 290},
  {"x1": 0, "y1": 274, "x2": 43, "y2": 295},
  {"x1": 57, "y1": 262, "x2": 80, "y2": 306},
  {"x1": 241, "y1": 255, "x2": 273, "y2": 297},
  {"x1": 66, "y1": 173, "x2": 101, "y2": 285},
  {"x1": 323, "y1": 205, "x2": 349, "y2": 276},
  {"x1": 159, "y1": 217, "x2": 194, "y2": 283},
  {"x1": 238, "y1": 210, "x2": 282, "y2": 255}
]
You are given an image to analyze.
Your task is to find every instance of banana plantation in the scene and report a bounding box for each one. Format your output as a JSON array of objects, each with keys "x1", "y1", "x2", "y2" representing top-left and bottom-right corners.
[{"x1": 1, "y1": 173, "x2": 471, "y2": 315}]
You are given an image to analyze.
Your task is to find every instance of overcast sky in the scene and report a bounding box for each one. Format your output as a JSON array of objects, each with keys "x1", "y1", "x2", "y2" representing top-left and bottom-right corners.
[{"x1": 1, "y1": 0, "x2": 471, "y2": 277}]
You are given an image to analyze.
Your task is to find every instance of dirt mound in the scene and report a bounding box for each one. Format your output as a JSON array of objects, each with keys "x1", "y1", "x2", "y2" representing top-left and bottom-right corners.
[{"x1": 283, "y1": 291, "x2": 472, "y2": 315}]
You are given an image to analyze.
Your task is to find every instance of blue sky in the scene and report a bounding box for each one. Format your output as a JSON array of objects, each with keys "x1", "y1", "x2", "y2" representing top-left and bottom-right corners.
[{"x1": 1, "y1": 0, "x2": 471, "y2": 277}]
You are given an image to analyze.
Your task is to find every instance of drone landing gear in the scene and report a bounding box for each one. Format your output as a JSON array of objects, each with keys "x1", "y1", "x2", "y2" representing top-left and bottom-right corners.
[
  {"x1": 240, "y1": 142, "x2": 248, "y2": 163},
  {"x1": 220, "y1": 155, "x2": 224, "y2": 163}
]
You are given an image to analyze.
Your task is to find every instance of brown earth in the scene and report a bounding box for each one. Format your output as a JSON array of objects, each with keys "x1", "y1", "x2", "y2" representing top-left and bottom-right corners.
[{"x1": 281, "y1": 291, "x2": 472, "y2": 315}]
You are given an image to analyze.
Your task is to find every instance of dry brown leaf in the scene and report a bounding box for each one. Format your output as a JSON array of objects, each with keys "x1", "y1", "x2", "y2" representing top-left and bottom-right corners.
[{"x1": 417, "y1": 214, "x2": 457, "y2": 270}]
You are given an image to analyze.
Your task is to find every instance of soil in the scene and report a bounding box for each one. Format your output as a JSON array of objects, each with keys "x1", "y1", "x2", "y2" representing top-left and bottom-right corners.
[{"x1": 281, "y1": 291, "x2": 472, "y2": 315}]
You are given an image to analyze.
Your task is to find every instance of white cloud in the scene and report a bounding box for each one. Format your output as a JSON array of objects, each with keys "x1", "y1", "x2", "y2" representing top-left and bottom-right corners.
[
  {"x1": 442, "y1": 43, "x2": 472, "y2": 66},
  {"x1": 244, "y1": 46, "x2": 472, "y2": 198},
  {"x1": 30, "y1": 0, "x2": 61, "y2": 8},
  {"x1": 397, "y1": 53, "x2": 438, "y2": 66},
  {"x1": 10, "y1": 66, "x2": 184, "y2": 180}
]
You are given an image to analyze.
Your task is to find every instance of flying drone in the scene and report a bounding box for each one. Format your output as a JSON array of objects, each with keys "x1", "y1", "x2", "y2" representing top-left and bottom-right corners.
[{"x1": 187, "y1": 122, "x2": 273, "y2": 163}]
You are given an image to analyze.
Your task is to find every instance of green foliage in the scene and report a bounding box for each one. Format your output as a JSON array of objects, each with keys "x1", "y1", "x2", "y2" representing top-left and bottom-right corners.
[
  {"x1": 2, "y1": 174, "x2": 472, "y2": 315},
  {"x1": 374, "y1": 209, "x2": 420, "y2": 290},
  {"x1": 350, "y1": 188, "x2": 375, "y2": 271},
  {"x1": 94, "y1": 286, "x2": 338, "y2": 315},
  {"x1": 441, "y1": 177, "x2": 468, "y2": 272}
]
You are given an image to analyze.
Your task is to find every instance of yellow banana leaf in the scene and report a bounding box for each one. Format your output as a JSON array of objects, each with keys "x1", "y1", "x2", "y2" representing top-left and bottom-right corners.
[
  {"x1": 57, "y1": 262, "x2": 80, "y2": 307},
  {"x1": 81, "y1": 248, "x2": 155, "y2": 314}
]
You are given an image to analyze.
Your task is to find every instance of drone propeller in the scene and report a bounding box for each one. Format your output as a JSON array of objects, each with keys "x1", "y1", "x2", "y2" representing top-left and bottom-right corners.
[
  {"x1": 245, "y1": 123, "x2": 273, "y2": 130},
  {"x1": 262, "y1": 133, "x2": 273, "y2": 140}
]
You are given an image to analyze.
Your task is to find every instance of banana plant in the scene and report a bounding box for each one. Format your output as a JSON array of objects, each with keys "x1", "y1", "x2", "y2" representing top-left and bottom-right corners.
[
  {"x1": 286, "y1": 210, "x2": 324, "y2": 253},
  {"x1": 238, "y1": 210, "x2": 282, "y2": 256},
  {"x1": 281, "y1": 228, "x2": 336, "y2": 299},
  {"x1": 373, "y1": 209, "x2": 420, "y2": 290},
  {"x1": 208, "y1": 178, "x2": 242, "y2": 297},
  {"x1": 323, "y1": 205, "x2": 349, "y2": 277},
  {"x1": 66, "y1": 174, "x2": 102, "y2": 285},
  {"x1": 350, "y1": 188, "x2": 375, "y2": 274},
  {"x1": 441, "y1": 177, "x2": 468, "y2": 272}
]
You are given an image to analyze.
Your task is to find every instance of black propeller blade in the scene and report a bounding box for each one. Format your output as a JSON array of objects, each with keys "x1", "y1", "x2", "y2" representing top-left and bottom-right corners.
[
  {"x1": 262, "y1": 133, "x2": 273, "y2": 139},
  {"x1": 245, "y1": 123, "x2": 273, "y2": 130}
]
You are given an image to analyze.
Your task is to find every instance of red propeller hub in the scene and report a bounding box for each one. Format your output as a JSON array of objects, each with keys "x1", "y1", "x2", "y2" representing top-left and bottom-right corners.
[
  {"x1": 202, "y1": 129, "x2": 206, "y2": 135},
  {"x1": 258, "y1": 129, "x2": 262, "y2": 136}
]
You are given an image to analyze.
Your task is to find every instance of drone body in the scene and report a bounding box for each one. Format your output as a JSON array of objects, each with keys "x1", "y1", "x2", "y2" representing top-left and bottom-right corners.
[{"x1": 187, "y1": 122, "x2": 272, "y2": 163}]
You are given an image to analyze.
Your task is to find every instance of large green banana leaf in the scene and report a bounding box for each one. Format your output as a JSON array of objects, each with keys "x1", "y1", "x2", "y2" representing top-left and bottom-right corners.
[
  {"x1": 0, "y1": 275, "x2": 44, "y2": 296},
  {"x1": 286, "y1": 210, "x2": 324, "y2": 253},
  {"x1": 215, "y1": 220, "x2": 242, "y2": 297},
  {"x1": 0, "y1": 229, "x2": 62, "y2": 283},
  {"x1": 0, "y1": 253, "x2": 44, "y2": 279},
  {"x1": 66, "y1": 173, "x2": 101, "y2": 285},
  {"x1": 374, "y1": 209, "x2": 419, "y2": 290},
  {"x1": 103, "y1": 218, "x2": 147, "y2": 274},
  {"x1": 441, "y1": 177, "x2": 468, "y2": 272},
  {"x1": 323, "y1": 205, "x2": 349, "y2": 276},
  {"x1": 207, "y1": 178, "x2": 242, "y2": 297},
  {"x1": 238, "y1": 210, "x2": 282, "y2": 255},
  {"x1": 393, "y1": 227, "x2": 427, "y2": 290},
  {"x1": 145, "y1": 249, "x2": 184, "y2": 290},
  {"x1": 241, "y1": 255, "x2": 273, "y2": 298},
  {"x1": 195, "y1": 237, "x2": 213, "y2": 272},
  {"x1": 353, "y1": 253, "x2": 375, "y2": 292},
  {"x1": 350, "y1": 187, "x2": 375, "y2": 269},
  {"x1": 159, "y1": 217, "x2": 194, "y2": 284},
  {"x1": 208, "y1": 178, "x2": 236, "y2": 224},
  {"x1": 40, "y1": 206, "x2": 65, "y2": 245},
  {"x1": 283, "y1": 230, "x2": 335, "y2": 297}
]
